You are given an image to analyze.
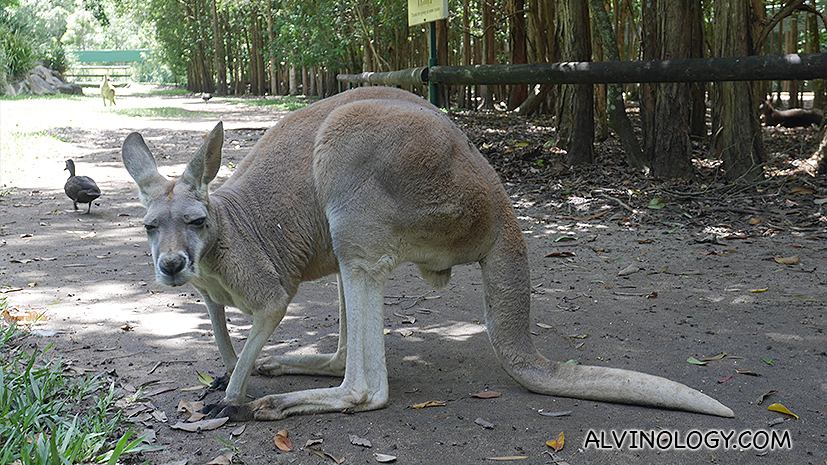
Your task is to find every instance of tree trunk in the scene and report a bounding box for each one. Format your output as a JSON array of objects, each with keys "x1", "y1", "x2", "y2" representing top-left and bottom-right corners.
[
  {"x1": 250, "y1": 8, "x2": 260, "y2": 95},
  {"x1": 807, "y1": 1, "x2": 825, "y2": 109},
  {"x1": 591, "y1": 12, "x2": 607, "y2": 141},
  {"x1": 289, "y1": 65, "x2": 298, "y2": 96},
  {"x1": 436, "y1": 18, "x2": 450, "y2": 107},
  {"x1": 800, "y1": 112, "x2": 827, "y2": 175},
  {"x1": 461, "y1": 0, "x2": 472, "y2": 108},
  {"x1": 587, "y1": 0, "x2": 644, "y2": 168},
  {"x1": 646, "y1": 0, "x2": 695, "y2": 179},
  {"x1": 508, "y1": 0, "x2": 528, "y2": 110},
  {"x1": 212, "y1": 0, "x2": 227, "y2": 95},
  {"x1": 689, "y1": 0, "x2": 706, "y2": 137},
  {"x1": 712, "y1": 0, "x2": 765, "y2": 182},
  {"x1": 480, "y1": 0, "x2": 495, "y2": 110},
  {"x1": 266, "y1": 0, "x2": 277, "y2": 96},
  {"x1": 788, "y1": 13, "x2": 800, "y2": 107},
  {"x1": 556, "y1": 0, "x2": 593, "y2": 165}
]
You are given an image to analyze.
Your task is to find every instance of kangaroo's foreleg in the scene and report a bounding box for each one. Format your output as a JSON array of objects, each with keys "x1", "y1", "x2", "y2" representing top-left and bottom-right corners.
[
  {"x1": 202, "y1": 305, "x2": 285, "y2": 418},
  {"x1": 217, "y1": 264, "x2": 388, "y2": 421},
  {"x1": 256, "y1": 273, "x2": 348, "y2": 377}
]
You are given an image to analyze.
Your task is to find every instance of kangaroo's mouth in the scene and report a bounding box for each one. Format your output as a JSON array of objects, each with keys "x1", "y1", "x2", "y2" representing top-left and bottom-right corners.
[{"x1": 156, "y1": 271, "x2": 193, "y2": 287}]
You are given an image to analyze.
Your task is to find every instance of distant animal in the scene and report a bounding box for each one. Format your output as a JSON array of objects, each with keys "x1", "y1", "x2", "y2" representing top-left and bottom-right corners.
[
  {"x1": 759, "y1": 99, "x2": 823, "y2": 128},
  {"x1": 201, "y1": 93, "x2": 212, "y2": 103},
  {"x1": 101, "y1": 75, "x2": 116, "y2": 106},
  {"x1": 64, "y1": 159, "x2": 101, "y2": 213},
  {"x1": 122, "y1": 86, "x2": 733, "y2": 422}
]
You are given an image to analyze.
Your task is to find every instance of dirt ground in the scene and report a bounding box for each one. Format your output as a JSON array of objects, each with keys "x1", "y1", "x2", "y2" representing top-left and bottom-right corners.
[{"x1": 1, "y1": 87, "x2": 825, "y2": 465}]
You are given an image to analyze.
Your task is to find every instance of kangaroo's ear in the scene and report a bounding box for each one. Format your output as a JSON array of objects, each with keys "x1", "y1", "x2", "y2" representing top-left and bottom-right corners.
[
  {"x1": 182, "y1": 122, "x2": 224, "y2": 193},
  {"x1": 123, "y1": 131, "x2": 168, "y2": 204}
]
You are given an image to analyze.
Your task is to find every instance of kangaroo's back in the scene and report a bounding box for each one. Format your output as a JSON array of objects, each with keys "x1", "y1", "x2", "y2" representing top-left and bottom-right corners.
[{"x1": 222, "y1": 87, "x2": 438, "y2": 190}]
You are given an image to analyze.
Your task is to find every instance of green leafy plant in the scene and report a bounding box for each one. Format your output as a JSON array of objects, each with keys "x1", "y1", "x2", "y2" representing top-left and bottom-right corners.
[
  {"x1": 0, "y1": 24, "x2": 38, "y2": 79},
  {"x1": 0, "y1": 311, "x2": 159, "y2": 464}
]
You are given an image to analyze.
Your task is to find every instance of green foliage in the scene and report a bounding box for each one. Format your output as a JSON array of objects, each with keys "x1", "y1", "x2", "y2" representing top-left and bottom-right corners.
[
  {"x1": 81, "y1": 0, "x2": 109, "y2": 27},
  {"x1": 0, "y1": 23, "x2": 37, "y2": 79},
  {"x1": 0, "y1": 319, "x2": 158, "y2": 464},
  {"x1": 40, "y1": 38, "x2": 67, "y2": 74}
]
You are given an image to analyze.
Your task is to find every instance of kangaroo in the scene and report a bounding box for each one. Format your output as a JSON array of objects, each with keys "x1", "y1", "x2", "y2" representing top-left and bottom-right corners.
[
  {"x1": 122, "y1": 87, "x2": 733, "y2": 421},
  {"x1": 101, "y1": 75, "x2": 116, "y2": 106},
  {"x1": 759, "y1": 99, "x2": 823, "y2": 128}
]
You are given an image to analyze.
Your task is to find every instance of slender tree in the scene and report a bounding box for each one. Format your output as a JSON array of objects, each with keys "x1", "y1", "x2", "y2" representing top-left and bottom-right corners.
[
  {"x1": 711, "y1": 0, "x2": 766, "y2": 182},
  {"x1": 556, "y1": 0, "x2": 593, "y2": 165},
  {"x1": 641, "y1": 0, "x2": 695, "y2": 179}
]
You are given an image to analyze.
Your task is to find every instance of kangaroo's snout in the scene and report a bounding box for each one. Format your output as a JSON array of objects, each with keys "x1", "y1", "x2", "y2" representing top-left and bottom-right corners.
[{"x1": 156, "y1": 251, "x2": 191, "y2": 286}]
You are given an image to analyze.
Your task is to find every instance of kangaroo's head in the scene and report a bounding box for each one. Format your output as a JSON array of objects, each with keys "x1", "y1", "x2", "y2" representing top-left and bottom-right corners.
[{"x1": 122, "y1": 122, "x2": 224, "y2": 287}]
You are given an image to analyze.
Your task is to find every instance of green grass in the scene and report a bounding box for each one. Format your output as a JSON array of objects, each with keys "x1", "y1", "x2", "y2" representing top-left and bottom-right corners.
[
  {"x1": 111, "y1": 106, "x2": 215, "y2": 118},
  {"x1": 134, "y1": 88, "x2": 189, "y2": 96},
  {"x1": 235, "y1": 95, "x2": 315, "y2": 111},
  {"x1": 0, "y1": 93, "x2": 85, "y2": 102},
  {"x1": 1, "y1": 130, "x2": 68, "y2": 185},
  {"x1": 0, "y1": 301, "x2": 158, "y2": 464}
]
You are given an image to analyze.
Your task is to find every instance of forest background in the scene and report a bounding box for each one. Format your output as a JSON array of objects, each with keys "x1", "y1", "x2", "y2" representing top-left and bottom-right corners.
[{"x1": 1, "y1": 0, "x2": 826, "y2": 180}]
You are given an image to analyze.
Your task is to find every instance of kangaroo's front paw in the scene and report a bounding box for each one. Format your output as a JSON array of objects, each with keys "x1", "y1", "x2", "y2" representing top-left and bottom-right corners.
[
  {"x1": 199, "y1": 402, "x2": 254, "y2": 421},
  {"x1": 208, "y1": 373, "x2": 231, "y2": 391},
  {"x1": 197, "y1": 373, "x2": 230, "y2": 400}
]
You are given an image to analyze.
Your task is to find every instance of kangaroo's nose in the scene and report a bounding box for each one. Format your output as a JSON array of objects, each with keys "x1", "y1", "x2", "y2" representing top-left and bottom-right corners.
[{"x1": 159, "y1": 253, "x2": 187, "y2": 276}]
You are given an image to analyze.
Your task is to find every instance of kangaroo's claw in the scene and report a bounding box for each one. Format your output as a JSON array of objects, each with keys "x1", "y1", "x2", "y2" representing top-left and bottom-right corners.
[{"x1": 200, "y1": 402, "x2": 254, "y2": 421}]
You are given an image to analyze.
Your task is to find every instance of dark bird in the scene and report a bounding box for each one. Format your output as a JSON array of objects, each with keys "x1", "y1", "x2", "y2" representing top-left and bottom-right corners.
[
  {"x1": 201, "y1": 93, "x2": 212, "y2": 103},
  {"x1": 64, "y1": 159, "x2": 101, "y2": 213}
]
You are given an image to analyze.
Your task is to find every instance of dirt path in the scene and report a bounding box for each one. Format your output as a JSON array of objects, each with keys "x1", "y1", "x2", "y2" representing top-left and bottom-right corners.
[{"x1": 1, "y1": 87, "x2": 825, "y2": 464}]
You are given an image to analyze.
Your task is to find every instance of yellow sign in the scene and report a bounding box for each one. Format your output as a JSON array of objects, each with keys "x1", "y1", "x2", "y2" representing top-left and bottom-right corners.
[{"x1": 408, "y1": 0, "x2": 448, "y2": 26}]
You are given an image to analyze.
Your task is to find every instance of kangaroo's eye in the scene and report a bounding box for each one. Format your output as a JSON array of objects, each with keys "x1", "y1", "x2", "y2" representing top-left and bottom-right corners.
[
  {"x1": 189, "y1": 218, "x2": 206, "y2": 227},
  {"x1": 144, "y1": 224, "x2": 157, "y2": 232}
]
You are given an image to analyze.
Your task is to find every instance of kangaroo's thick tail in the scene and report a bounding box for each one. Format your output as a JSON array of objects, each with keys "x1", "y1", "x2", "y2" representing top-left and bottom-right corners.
[{"x1": 479, "y1": 204, "x2": 734, "y2": 418}]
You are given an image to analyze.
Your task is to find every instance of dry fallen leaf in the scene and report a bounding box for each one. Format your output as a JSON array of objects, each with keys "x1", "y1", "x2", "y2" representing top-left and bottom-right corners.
[
  {"x1": 308, "y1": 446, "x2": 341, "y2": 464},
  {"x1": 545, "y1": 251, "x2": 575, "y2": 257},
  {"x1": 702, "y1": 352, "x2": 727, "y2": 361},
  {"x1": 791, "y1": 186, "x2": 815, "y2": 195},
  {"x1": 687, "y1": 357, "x2": 708, "y2": 366},
  {"x1": 409, "y1": 400, "x2": 446, "y2": 409},
  {"x1": 475, "y1": 417, "x2": 495, "y2": 429},
  {"x1": 546, "y1": 431, "x2": 565, "y2": 451},
  {"x1": 774, "y1": 256, "x2": 801, "y2": 265},
  {"x1": 735, "y1": 369, "x2": 761, "y2": 376},
  {"x1": 767, "y1": 403, "x2": 799, "y2": 419},
  {"x1": 756, "y1": 390, "x2": 777, "y2": 405},
  {"x1": 374, "y1": 452, "x2": 397, "y2": 463},
  {"x1": 349, "y1": 434, "x2": 372, "y2": 448},
  {"x1": 717, "y1": 374, "x2": 733, "y2": 383},
  {"x1": 274, "y1": 431, "x2": 293, "y2": 451},
  {"x1": 197, "y1": 372, "x2": 214, "y2": 386},
  {"x1": 486, "y1": 457, "x2": 528, "y2": 461},
  {"x1": 618, "y1": 264, "x2": 640, "y2": 276},
  {"x1": 471, "y1": 391, "x2": 501, "y2": 399},
  {"x1": 170, "y1": 417, "x2": 228, "y2": 432},
  {"x1": 205, "y1": 451, "x2": 233, "y2": 465}
]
